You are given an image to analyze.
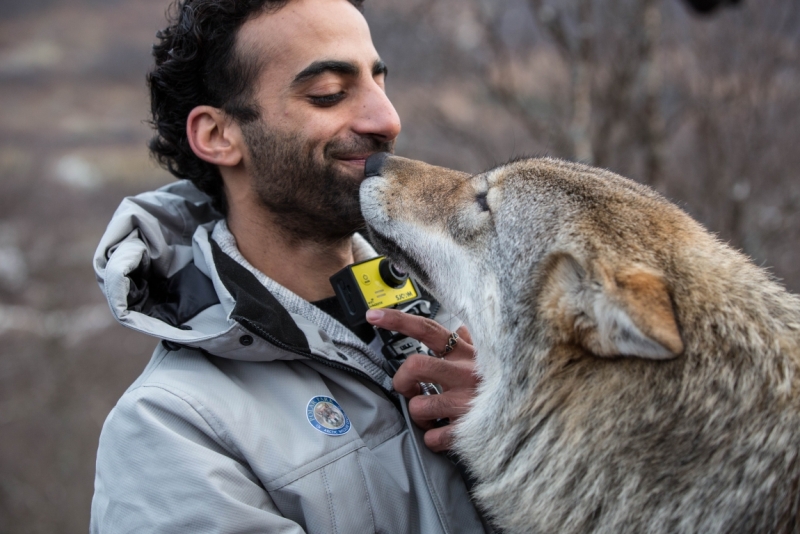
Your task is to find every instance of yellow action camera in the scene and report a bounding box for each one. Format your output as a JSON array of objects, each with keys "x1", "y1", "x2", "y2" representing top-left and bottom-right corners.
[{"x1": 330, "y1": 256, "x2": 421, "y2": 326}]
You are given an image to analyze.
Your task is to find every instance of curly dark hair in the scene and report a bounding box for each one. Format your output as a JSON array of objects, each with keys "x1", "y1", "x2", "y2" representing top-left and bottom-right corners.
[{"x1": 147, "y1": 0, "x2": 365, "y2": 215}]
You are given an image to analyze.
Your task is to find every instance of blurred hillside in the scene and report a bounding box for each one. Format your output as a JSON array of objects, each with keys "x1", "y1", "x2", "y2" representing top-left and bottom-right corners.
[
  {"x1": 0, "y1": 0, "x2": 798, "y2": 532},
  {"x1": 0, "y1": 1, "x2": 177, "y2": 532}
]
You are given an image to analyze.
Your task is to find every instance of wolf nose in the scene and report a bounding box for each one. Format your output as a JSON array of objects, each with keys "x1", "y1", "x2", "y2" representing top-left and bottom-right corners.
[{"x1": 365, "y1": 152, "x2": 390, "y2": 178}]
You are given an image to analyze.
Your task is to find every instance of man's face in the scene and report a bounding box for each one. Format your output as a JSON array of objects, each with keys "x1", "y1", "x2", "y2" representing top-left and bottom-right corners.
[{"x1": 236, "y1": 0, "x2": 401, "y2": 243}]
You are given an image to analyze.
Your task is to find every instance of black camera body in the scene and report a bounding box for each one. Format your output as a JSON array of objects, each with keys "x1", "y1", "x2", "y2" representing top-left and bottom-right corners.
[
  {"x1": 330, "y1": 256, "x2": 448, "y2": 421},
  {"x1": 330, "y1": 256, "x2": 422, "y2": 327},
  {"x1": 330, "y1": 256, "x2": 439, "y2": 372}
]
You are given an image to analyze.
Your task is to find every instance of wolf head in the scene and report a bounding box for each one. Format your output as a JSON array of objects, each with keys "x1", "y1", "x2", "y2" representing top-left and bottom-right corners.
[
  {"x1": 361, "y1": 154, "x2": 690, "y2": 365},
  {"x1": 361, "y1": 153, "x2": 800, "y2": 534}
]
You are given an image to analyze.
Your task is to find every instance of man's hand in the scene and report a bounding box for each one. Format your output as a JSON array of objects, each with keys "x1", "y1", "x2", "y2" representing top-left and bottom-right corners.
[{"x1": 366, "y1": 308, "x2": 479, "y2": 452}]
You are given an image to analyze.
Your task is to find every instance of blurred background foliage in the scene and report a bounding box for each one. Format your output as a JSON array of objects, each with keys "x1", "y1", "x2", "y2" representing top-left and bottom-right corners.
[{"x1": 0, "y1": 0, "x2": 797, "y2": 531}]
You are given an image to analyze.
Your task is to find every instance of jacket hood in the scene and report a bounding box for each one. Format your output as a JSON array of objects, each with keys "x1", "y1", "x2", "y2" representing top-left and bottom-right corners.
[{"x1": 93, "y1": 181, "x2": 388, "y2": 385}]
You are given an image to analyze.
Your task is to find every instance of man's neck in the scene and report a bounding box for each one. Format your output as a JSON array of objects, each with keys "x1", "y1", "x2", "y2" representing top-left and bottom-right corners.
[{"x1": 226, "y1": 206, "x2": 355, "y2": 303}]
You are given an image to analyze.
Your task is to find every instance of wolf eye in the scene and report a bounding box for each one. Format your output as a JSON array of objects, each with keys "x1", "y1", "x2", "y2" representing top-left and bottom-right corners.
[{"x1": 476, "y1": 192, "x2": 490, "y2": 212}]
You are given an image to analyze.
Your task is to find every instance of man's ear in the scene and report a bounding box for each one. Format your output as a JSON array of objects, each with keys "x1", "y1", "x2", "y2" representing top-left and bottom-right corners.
[
  {"x1": 186, "y1": 105, "x2": 245, "y2": 168},
  {"x1": 539, "y1": 252, "x2": 684, "y2": 360}
]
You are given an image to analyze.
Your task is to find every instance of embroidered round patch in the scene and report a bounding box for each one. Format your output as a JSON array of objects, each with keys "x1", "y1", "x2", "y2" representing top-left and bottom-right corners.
[{"x1": 306, "y1": 396, "x2": 351, "y2": 436}]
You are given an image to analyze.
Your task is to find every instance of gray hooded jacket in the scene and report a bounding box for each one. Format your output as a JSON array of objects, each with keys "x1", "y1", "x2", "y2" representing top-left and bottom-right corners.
[{"x1": 90, "y1": 180, "x2": 488, "y2": 533}]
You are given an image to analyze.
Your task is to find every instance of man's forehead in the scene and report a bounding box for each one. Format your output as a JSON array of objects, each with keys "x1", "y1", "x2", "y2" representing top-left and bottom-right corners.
[{"x1": 237, "y1": 0, "x2": 377, "y2": 81}]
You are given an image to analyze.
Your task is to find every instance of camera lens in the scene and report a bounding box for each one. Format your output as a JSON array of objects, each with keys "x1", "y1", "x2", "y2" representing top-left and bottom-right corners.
[
  {"x1": 378, "y1": 258, "x2": 409, "y2": 288},
  {"x1": 389, "y1": 264, "x2": 406, "y2": 277}
]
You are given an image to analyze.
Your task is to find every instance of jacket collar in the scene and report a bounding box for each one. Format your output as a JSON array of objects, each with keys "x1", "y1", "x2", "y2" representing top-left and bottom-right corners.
[{"x1": 95, "y1": 180, "x2": 392, "y2": 389}]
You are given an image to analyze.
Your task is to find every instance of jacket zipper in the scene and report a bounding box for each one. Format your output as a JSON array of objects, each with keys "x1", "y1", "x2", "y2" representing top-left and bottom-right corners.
[{"x1": 240, "y1": 318, "x2": 456, "y2": 529}]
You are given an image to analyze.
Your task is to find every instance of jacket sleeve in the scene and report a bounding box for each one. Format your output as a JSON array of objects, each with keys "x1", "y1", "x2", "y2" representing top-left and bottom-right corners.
[{"x1": 90, "y1": 385, "x2": 304, "y2": 533}]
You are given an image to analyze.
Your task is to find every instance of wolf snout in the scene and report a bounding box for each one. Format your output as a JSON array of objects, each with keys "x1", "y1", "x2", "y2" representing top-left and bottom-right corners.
[
  {"x1": 364, "y1": 152, "x2": 391, "y2": 178},
  {"x1": 359, "y1": 176, "x2": 390, "y2": 227}
]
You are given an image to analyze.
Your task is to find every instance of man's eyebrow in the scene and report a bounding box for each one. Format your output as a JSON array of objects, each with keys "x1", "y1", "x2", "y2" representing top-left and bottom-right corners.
[
  {"x1": 290, "y1": 59, "x2": 389, "y2": 88},
  {"x1": 291, "y1": 60, "x2": 360, "y2": 87}
]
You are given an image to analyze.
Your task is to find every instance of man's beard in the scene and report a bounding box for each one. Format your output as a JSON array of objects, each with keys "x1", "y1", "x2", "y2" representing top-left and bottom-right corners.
[{"x1": 241, "y1": 119, "x2": 393, "y2": 244}]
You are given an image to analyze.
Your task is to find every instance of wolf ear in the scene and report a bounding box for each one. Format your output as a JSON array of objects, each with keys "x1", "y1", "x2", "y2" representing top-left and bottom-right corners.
[{"x1": 539, "y1": 253, "x2": 683, "y2": 360}]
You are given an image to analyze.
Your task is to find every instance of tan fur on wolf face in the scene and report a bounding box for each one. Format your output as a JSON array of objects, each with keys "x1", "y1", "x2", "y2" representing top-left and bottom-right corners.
[{"x1": 360, "y1": 155, "x2": 800, "y2": 534}]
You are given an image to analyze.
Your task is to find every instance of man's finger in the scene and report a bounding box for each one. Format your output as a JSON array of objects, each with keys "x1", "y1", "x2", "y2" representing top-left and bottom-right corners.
[
  {"x1": 366, "y1": 308, "x2": 464, "y2": 355},
  {"x1": 408, "y1": 390, "x2": 472, "y2": 421},
  {"x1": 393, "y1": 353, "x2": 476, "y2": 395},
  {"x1": 455, "y1": 325, "x2": 473, "y2": 345},
  {"x1": 443, "y1": 326, "x2": 474, "y2": 362},
  {"x1": 423, "y1": 425, "x2": 455, "y2": 453}
]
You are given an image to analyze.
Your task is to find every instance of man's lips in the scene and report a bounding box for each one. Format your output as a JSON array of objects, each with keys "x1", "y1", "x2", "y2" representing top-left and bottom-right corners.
[{"x1": 335, "y1": 155, "x2": 370, "y2": 166}]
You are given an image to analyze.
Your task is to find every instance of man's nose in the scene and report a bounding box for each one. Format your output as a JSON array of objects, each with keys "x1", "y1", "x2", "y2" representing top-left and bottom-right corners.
[{"x1": 351, "y1": 83, "x2": 401, "y2": 141}]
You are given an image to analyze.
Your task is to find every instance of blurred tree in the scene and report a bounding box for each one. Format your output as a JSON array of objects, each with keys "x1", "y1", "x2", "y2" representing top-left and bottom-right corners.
[
  {"x1": 371, "y1": 0, "x2": 800, "y2": 290},
  {"x1": 416, "y1": 0, "x2": 675, "y2": 184}
]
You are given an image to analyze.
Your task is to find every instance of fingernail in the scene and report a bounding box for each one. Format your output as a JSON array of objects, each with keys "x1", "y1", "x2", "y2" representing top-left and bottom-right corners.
[{"x1": 366, "y1": 309, "x2": 384, "y2": 322}]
